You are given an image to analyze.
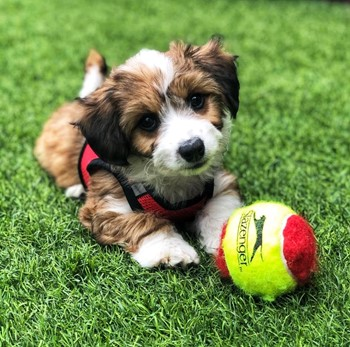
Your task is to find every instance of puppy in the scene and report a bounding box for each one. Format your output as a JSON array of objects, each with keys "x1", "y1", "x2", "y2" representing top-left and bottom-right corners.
[{"x1": 35, "y1": 38, "x2": 242, "y2": 267}]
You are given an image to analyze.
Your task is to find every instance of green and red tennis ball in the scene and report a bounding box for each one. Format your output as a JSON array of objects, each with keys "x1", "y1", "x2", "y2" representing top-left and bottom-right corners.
[{"x1": 216, "y1": 202, "x2": 317, "y2": 301}]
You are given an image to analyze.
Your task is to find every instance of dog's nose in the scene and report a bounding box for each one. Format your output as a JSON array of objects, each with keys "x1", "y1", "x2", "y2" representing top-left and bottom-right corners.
[{"x1": 178, "y1": 137, "x2": 205, "y2": 163}]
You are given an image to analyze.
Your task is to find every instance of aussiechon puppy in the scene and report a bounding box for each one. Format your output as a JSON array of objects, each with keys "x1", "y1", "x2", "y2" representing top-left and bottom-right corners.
[{"x1": 35, "y1": 38, "x2": 242, "y2": 267}]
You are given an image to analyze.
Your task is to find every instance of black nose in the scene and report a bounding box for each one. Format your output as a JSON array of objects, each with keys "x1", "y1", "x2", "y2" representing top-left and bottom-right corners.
[{"x1": 178, "y1": 137, "x2": 205, "y2": 163}]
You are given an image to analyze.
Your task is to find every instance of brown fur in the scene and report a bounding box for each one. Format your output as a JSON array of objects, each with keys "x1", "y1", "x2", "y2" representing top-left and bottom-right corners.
[
  {"x1": 131, "y1": 130, "x2": 158, "y2": 158},
  {"x1": 34, "y1": 102, "x2": 85, "y2": 188},
  {"x1": 79, "y1": 171, "x2": 173, "y2": 252},
  {"x1": 85, "y1": 49, "x2": 108, "y2": 74},
  {"x1": 167, "y1": 39, "x2": 239, "y2": 118}
]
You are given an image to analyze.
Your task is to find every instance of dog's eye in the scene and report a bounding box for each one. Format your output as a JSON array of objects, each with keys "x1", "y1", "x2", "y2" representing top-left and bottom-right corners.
[
  {"x1": 189, "y1": 94, "x2": 205, "y2": 110},
  {"x1": 138, "y1": 114, "x2": 159, "y2": 132}
]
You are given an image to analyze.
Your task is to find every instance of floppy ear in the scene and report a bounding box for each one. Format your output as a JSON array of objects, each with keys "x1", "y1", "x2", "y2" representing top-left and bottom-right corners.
[
  {"x1": 76, "y1": 82, "x2": 130, "y2": 165},
  {"x1": 190, "y1": 37, "x2": 240, "y2": 118}
]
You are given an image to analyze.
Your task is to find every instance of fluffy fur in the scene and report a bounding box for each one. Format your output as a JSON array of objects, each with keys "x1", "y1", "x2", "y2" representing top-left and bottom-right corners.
[{"x1": 35, "y1": 39, "x2": 242, "y2": 267}]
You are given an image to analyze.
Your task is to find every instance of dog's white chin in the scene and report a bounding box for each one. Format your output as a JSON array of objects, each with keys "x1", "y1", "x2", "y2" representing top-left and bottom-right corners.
[
  {"x1": 155, "y1": 157, "x2": 216, "y2": 177},
  {"x1": 122, "y1": 155, "x2": 217, "y2": 200}
]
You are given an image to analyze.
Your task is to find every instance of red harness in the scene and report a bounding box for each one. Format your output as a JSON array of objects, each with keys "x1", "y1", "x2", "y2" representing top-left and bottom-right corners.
[{"x1": 78, "y1": 143, "x2": 214, "y2": 221}]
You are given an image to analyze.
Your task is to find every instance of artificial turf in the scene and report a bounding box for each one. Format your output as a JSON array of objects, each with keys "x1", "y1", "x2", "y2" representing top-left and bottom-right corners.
[{"x1": 0, "y1": 0, "x2": 349, "y2": 345}]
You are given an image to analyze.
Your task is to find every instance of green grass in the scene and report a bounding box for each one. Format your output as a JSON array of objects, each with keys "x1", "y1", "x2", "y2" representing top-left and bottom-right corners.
[{"x1": 0, "y1": 0, "x2": 349, "y2": 345}]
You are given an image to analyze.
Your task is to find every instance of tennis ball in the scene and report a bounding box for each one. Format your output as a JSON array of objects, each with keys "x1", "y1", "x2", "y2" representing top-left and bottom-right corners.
[{"x1": 216, "y1": 201, "x2": 317, "y2": 301}]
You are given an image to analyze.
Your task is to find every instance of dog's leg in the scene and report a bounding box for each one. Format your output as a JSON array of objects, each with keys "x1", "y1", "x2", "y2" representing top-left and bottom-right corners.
[
  {"x1": 79, "y1": 171, "x2": 199, "y2": 268},
  {"x1": 194, "y1": 171, "x2": 242, "y2": 255}
]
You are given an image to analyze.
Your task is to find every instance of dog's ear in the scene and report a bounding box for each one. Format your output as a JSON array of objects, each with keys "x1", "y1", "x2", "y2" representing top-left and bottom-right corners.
[
  {"x1": 189, "y1": 37, "x2": 240, "y2": 118},
  {"x1": 76, "y1": 82, "x2": 129, "y2": 165}
]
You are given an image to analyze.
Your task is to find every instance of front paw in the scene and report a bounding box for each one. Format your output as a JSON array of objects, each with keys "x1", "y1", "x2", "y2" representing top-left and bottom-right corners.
[
  {"x1": 197, "y1": 218, "x2": 223, "y2": 255},
  {"x1": 131, "y1": 230, "x2": 199, "y2": 268},
  {"x1": 195, "y1": 196, "x2": 242, "y2": 255}
]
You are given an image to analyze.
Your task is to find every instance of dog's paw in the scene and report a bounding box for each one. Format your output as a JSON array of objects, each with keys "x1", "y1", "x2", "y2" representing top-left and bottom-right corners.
[
  {"x1": 65, "y1": 184, "x2": 85, "y2": 199},
  {"x1": 197, "y1": 218, "x2": 223, "y2": 255},
  {"x1": 131, "y1": 230, "x2": 199, "y2": 268},
  {"x1": 195, "y1": 195, "x2": 242, "y2": 255}
]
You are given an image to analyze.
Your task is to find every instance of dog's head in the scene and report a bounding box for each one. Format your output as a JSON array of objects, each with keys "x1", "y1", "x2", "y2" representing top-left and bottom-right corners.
[{"x1": 77, "y1": 38, "x2": 239, "y2": 179}]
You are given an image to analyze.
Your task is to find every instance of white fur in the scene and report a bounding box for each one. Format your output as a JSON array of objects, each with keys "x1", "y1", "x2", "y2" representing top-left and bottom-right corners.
[
  {"x1": 153, "y1": 108, "x2": 225, "y2": 174},
  {"x1": 103, "y1": 196, "x2": 132, "y2": 214},
  {"x1": 194, "y1": 172, "x2": 242, "y2": 254},
  {"x1": 132, "y1": 228, "x2": 199, "y2": 267},
  {"x1": 79, "y1": 65, "x2": 105, "y2": 98},
  {"x1": 119, "y1": 49, "x2": 174, "y2": 95},
  {"x1": 65, "y1": 184, "x2": 85, "y2": 198}
]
